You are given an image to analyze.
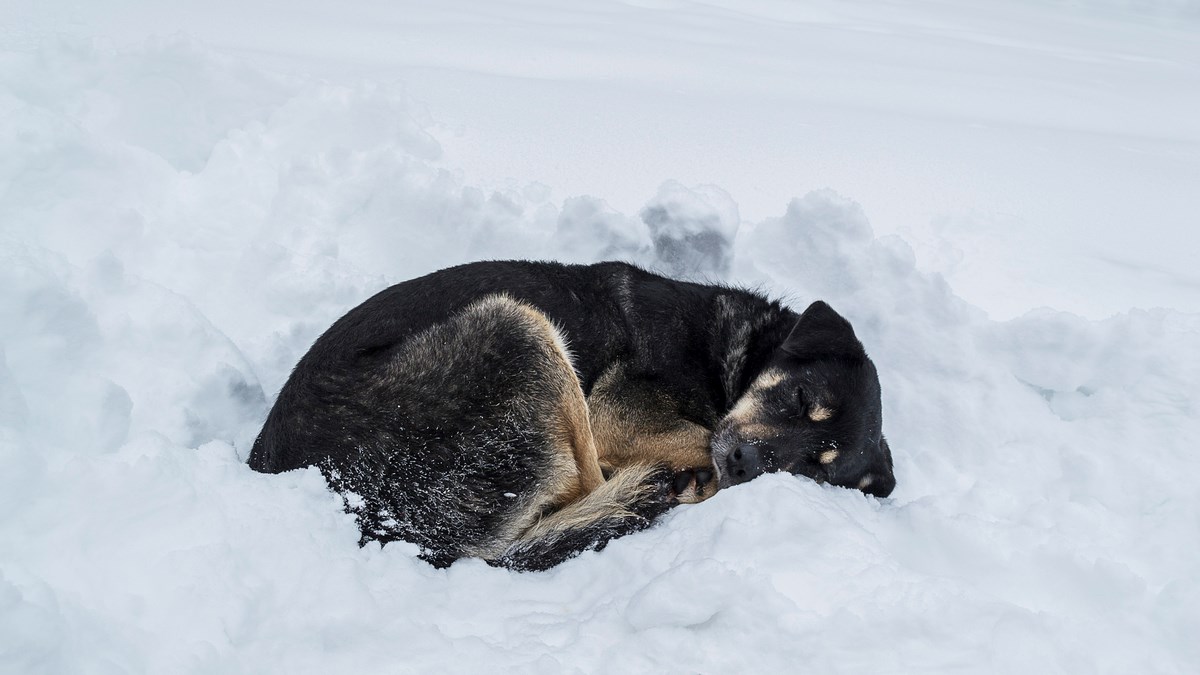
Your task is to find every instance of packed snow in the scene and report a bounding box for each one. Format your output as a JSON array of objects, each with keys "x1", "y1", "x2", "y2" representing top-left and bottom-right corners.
[{"x1": 2, "y1": 1, "x2": 1198, "y2": 673}]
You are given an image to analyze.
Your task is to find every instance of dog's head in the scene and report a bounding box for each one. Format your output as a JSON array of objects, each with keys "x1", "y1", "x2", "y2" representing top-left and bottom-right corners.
[{"x1": 711, "y1": 301, "x2": 895, "y2": 498}]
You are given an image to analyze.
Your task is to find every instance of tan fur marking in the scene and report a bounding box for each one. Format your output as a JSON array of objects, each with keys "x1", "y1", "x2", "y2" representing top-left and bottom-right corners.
[
  {"x1": 724, "y1": 367, "x2": 787, "y2": 428},
  {"x1": 819, "y1": 449, "x2": 838, "y2": 465},
  {"x1": 858, "y1": 475, "x2": 874, "y2": 490},
  {"x1": 725, "y1": 395, "x2": 763, "y2": 427},
  {"x1": 509, "y1": 301, "x2": 605, "y2": 495},
  {"x1": 754, "y1": 368, "x2": 786, "y2": 389},
  {"x1": 809, "y1": 405, "x2": 833, "y2": 422}
]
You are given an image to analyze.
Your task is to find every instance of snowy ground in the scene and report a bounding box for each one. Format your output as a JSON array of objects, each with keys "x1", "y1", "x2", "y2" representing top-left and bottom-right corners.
[{"x1": 2, "y1": 1, "x2": 1198, "y2": 673}]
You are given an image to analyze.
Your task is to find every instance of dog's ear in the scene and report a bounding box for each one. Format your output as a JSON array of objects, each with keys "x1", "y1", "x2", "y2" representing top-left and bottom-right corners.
[{"x1": 781, "y1": 301, "x2": 867, "y2": 361}]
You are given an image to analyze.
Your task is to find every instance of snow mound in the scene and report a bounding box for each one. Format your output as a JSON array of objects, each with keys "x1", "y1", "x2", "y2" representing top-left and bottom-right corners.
[
  {"x1": 1, "y1": 37, "x2": 1197, "y2": 673},
  {"x1": 641, "y1": 181, "x2": 739, "y2": 278}
]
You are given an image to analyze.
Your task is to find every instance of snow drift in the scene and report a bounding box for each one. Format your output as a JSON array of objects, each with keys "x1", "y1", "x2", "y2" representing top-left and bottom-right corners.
[{"x1": 1, "y1": 34, "x2": 1197, "y2": 674}]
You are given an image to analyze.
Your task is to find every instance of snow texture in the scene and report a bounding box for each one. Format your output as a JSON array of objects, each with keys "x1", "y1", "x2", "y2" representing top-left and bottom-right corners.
[{"x1": 2, "y1": 2, "x2": 1198, "y2": 673}]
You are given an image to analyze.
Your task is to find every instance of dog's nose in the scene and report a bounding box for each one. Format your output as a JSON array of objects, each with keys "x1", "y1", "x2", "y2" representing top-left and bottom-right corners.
[{"x1": 727, "y1": 443, "x2": 762, "y2": 484}]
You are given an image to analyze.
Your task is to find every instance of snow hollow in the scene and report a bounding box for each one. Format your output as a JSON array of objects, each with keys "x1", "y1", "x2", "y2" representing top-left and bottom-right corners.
[{"x1": 1, "y1": 2, "x2": 1198, "y2": 673}]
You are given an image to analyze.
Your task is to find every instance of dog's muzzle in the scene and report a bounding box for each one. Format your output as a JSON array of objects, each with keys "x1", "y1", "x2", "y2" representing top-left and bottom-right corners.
[
  {"x1": 724, "y1": 443, "x2": 763, "y2": 486},
  {"x1": 710, "y1": 426, "x2": 763, "y2": 488},
  {"x1": 709, "y1": 427, "x2": 733, "y2": 488}
]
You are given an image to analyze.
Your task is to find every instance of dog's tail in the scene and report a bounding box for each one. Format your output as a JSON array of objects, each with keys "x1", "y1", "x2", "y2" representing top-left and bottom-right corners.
[{"x1": 494, "y1": 464, "x2": 674, "y2": 572}]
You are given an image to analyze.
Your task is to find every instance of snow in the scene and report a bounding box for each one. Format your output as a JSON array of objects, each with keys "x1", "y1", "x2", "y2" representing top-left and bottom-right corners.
[{"x1": 2, "y1": 1, "x2": 1198, "y2": 672}]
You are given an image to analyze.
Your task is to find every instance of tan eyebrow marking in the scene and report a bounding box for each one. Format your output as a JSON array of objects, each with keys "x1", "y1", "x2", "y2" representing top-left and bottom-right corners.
[
  {"x1": 809, "y1": 405, "x2": 833, "y2": 422},
  {"x1": 753, "y1": 368, "x2": 786, "y2": 389},
  {"x1": 819, "y1": 449, "x2": 838, "y2": 465},
  {"x1": 724, "y1": 368, "x2": 786, "y2": 427}
]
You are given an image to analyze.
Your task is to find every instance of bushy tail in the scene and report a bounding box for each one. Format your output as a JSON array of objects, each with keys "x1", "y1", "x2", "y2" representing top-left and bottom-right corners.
[{"x1": 494, "y1": 465, "x2": 674, "y2": 572}]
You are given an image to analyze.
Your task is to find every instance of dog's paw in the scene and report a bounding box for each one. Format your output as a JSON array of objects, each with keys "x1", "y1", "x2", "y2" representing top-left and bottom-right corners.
[
  {"x1": 645, "y1": 465, "x2": 679, "y2": 504},
  {"x1": 670, "y1": 466, "x2": 716, "y2": 504}
]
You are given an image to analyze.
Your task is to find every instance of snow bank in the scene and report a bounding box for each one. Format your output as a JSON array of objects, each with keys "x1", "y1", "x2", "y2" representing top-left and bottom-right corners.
[{"x1": 1, "y1": 37, "x2": 1197, "y2": 673}]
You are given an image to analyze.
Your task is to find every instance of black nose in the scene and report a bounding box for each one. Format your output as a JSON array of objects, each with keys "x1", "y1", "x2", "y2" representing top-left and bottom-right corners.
[{"x1": 727, "y1": 443, "x2": 762, "y2": 484}]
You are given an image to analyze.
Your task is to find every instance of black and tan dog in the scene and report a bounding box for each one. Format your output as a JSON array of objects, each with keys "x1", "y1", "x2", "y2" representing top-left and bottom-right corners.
[{"x1": 249, "y1": 260, "x2": 894, "y2": 570}]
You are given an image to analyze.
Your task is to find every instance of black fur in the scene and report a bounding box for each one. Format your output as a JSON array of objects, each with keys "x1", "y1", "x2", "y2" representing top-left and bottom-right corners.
[{"x1": 250, "y1": 260, "x2": 895, "y2": 569}]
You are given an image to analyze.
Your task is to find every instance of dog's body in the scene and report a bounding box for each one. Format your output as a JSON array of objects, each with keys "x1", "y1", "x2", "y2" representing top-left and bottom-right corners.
[{"x1": 250, "y1": 260, "x2": 894, "y2": 570}]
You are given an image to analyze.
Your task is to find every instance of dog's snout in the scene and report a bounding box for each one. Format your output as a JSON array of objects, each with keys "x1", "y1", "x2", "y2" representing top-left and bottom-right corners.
[{"x1": 727, "y1": 443, "x2": 762, "y2": 484}]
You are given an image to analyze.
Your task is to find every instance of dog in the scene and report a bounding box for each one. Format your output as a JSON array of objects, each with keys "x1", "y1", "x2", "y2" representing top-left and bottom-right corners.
[{"x1": 249, "y1": 260, "x2": 894, "y2": 570}]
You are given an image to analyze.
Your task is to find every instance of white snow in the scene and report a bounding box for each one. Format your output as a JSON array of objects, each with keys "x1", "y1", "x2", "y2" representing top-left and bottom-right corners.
[{"x1": 2, "y1": 1, "x2": 1198, "y2": 673}]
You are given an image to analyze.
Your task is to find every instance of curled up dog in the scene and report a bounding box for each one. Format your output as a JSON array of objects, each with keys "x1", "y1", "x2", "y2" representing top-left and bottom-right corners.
[{"x1": 249, "y1": 260, "x2": 895, "y2": 571}]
